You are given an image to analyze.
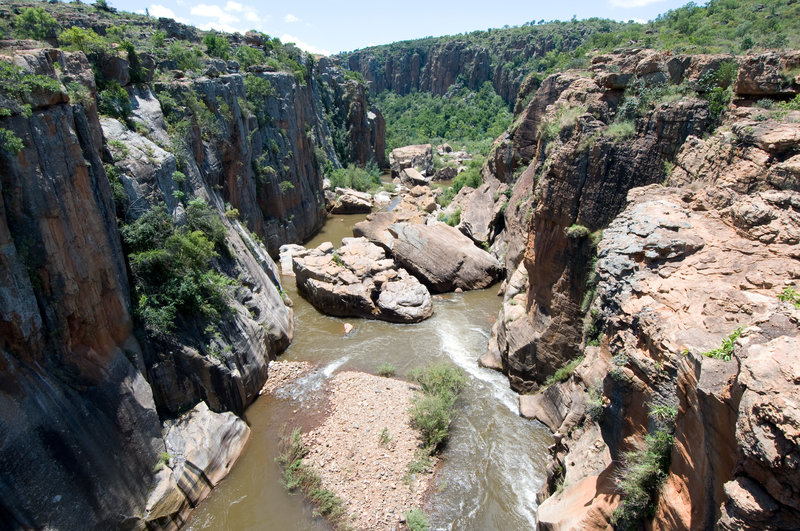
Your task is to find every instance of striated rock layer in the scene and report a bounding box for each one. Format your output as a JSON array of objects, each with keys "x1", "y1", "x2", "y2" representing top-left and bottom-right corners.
[{"x1": 0, "y1": 36, "x2": 384, "y2": 528}]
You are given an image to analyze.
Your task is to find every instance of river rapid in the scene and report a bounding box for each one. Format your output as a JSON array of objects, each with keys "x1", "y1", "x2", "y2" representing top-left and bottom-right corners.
[{"x1": 186, "y1": 214, "x2": 552, "y2": 530}]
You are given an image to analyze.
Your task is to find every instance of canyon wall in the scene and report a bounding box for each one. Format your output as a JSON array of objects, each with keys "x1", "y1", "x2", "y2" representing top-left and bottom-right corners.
[
  {"x1": 472, "y1": 49, "x2": 800, "y2": 528},
  {"x1": 0, "y1": 31, "x2": 384, "y2": 528}
]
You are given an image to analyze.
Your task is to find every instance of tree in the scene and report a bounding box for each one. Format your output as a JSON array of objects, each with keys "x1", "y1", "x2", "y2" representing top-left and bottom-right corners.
[
  {"x1": 14, "y1": 7, "x2": 60, "y2": 41},
  {"x1": 203, "y1": 32, "x2": 231, "y2": 60}
]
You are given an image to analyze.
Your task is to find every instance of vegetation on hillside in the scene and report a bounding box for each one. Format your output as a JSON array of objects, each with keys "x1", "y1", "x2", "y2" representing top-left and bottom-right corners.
[{"x1": 376, "y1": 81, "x2": 512, "y2": 152}]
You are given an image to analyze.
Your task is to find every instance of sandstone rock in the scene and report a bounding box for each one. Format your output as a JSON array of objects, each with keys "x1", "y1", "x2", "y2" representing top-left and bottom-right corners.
[
  {"x1": 399, "y1": 167, "x2": 429, "y2": 186},
  {"x1": 279, "y1": 243, "x2": 307, "y2": 277},
  {"x1": 165, "y1": 402, "x2": 250, "y2": 506},
  {"x1": 0, "y1": 49, "x2": 163, "y2": 529},
  {"x1": 734, "y1": 51, "x2": 800, "y2": 97},
  {"x1": 292, "y1": 237, "x2": 433, "y2": 323},
  {"x1": 433, "y1": 165, "x2": 457, "y2": 181},
  {"x1": 384, "y1": 222, "x2": 502, "y2": 293},
  {"x1": 389, "y1": 144, "x2": 433, "y2": 177},
  {"x1": 331, "y1": 187, "x2": 373, "y2": 214}
]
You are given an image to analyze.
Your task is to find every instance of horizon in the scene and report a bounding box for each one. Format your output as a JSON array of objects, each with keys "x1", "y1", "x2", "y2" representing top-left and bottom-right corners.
[{"x1": 96, "y1": 0, "x2": 694, "y2": 56}]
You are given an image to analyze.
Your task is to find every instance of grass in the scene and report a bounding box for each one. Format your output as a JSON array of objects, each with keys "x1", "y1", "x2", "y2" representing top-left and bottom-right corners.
[
  {"x1": 778, "y1": 286, "x2": 800, "y2": 309},
  {"x1": 276, "y1": 428, "x2": 348, "y2": 527},
  {"x1": 408, "y1": 362, "x2": 467, "y2": 452},
  {"x1": 543, "y1": 356, "x2": 584, "y2": 387},
  {"x1": 379, "y1": 427, "x2": 392, "y2": 446},
  {"x1": 377, "y1": 363, "x2": 396, "y2": 377},
  {"x1": 405, "y1": 508, "x2": 430, "y2": 531},
  {"x1": 612, "y1": 430, "x2": 674, "y2": 530},
  {"x1": 538, "y1": 104, "x2": 588, "y2": 142},
  {"x1": 701, "y1": 327, "x2": 743, "y2": 361},
  {"x1": 438, "y1": 207, "x2": 461, "y2": 227}
]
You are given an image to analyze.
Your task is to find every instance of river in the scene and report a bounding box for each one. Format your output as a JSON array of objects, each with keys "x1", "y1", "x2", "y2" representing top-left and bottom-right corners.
[{"x1": 186, "y1": 213, "x2": 552, "y2": 530}]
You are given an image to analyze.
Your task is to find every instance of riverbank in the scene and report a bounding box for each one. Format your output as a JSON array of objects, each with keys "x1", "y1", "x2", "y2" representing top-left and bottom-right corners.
[{"x1": 264, "y1": 362, "x2": 434, "y2": 530}]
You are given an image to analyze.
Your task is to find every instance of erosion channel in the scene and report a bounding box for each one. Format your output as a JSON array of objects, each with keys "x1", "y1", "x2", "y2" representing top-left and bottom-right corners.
[{"x1": 186, "y1": 214, "x2": 552, "y2": 530}]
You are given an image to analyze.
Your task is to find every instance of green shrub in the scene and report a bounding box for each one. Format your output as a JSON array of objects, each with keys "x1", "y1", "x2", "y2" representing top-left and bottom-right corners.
[
  {"x1": 235, "y1": 46, "x2": 266, "y2": 68},
  {"x1": 702, "y1": 326, "x2": 743, "y2": 361},
  {"x1": 0, "y1": 128, "x2": 24, "y2": 155},
  {"x1": 14, "y1": 7, "x2": 60, "y2": 40},
  {"x1": 97, "y1": 81, "x2": 131, "y2": 119},
  {"x1": 343, "y1": 69, "x2": 366, "y2": 84},
  {"x1": 612, "y1": 430, "x2": 673, "y2": 530},
  {"x1": 438, "y1": 207, "x2": 461, "y2": 227},
  {"x1": 543, "y1": 356, "x2": 583, "y2": 387},
  {"x1": 778, "y1": 286, "x2": 800, "y2": 308},
  {"x1": 439, "y1": 156, "x2": 484, "y2": 206},
  {"x1": 405, "y1": 508, "x2": 430, "y2": 531},
  {"x1": 328, "y1": 162, "x2": 382, "y2": 192},
  {"x1": 566, "y1": 224, "x2": 590, "y2": 239},
  {"x1": 59, "y1": 26, "x2": 108, "y2": 55},
  {"x1": 165, "y1": 42, "x2": 203, "y2": 72},
  {"x1": 377, "y1": 363, "x2": 396, "y2": 377},
  {"x1": 203, "y1": 32, "x2": 230, "y2": 60},
  {"x1": 408, "y1": 362, "x2": 467, "y2": 451},
  {"x1": 121, "y1": 202, "x2": 234, "y2": 335}
]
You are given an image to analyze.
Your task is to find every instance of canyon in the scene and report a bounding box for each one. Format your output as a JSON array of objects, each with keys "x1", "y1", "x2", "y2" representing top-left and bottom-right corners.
[{"x1": 1, "y1": 1, "x2": 800, "y2": 530}]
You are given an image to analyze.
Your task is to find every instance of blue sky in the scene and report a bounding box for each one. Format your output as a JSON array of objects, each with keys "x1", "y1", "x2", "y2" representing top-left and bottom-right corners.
[{"x1": 109, "y1": 0, "x2": 694, "y2": 55}]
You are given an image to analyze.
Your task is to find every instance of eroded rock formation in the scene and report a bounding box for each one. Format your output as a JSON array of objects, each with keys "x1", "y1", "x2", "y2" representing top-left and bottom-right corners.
[{"x1": 292, "y1": 238, "x2": 433, "y2": 323}]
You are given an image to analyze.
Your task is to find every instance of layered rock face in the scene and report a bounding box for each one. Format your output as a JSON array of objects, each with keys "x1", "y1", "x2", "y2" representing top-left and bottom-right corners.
[
  {"x1": 485, "y1": 50, "x2": 800, "y2": 528},
  {"x1": 0, "y1": 48, "x2": 163, "y2": 529},
  {"x1": 0, "y1": 38, "x2": 382, "y2": 527},
  {"x1": 340, "y1": 32, "x2": 574, "y2": 105}
]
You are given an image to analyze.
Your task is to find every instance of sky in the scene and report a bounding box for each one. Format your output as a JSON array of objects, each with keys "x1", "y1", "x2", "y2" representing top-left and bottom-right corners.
[{"x1": 108, "y1": 0, "x2": 695, "y2": 56}]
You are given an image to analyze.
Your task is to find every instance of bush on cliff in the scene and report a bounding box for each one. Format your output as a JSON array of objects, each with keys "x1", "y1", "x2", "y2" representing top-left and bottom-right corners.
[
  {"x1": 14, "y1": 7, "x2": 60, "y2": 41},
  {"x1": 121, "y1": 201, "x2": 235, "y2": 335},
  {"x1": 612, "y1": 430, "x2": 674, "y2": 530}
]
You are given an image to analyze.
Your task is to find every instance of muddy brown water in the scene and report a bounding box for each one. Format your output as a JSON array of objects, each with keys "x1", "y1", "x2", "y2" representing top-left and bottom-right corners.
[{"x1": 186, "y1": 214, "x2": 552, "y2": 530}]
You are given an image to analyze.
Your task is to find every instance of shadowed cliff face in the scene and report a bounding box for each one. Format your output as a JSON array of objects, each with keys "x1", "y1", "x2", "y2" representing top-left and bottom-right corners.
[
  {"x1": 0, "y1": 39, "x2": 384, "y2": 527},
  {"x1": 0, "y1": 49, "x2": 163, "y2": 529}
]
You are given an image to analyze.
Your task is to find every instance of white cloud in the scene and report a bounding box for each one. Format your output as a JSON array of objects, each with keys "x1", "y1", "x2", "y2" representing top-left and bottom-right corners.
[
  {"x1": 245, "y1": 11, "x2": 261, "y2": 22},
  {"x1": 148, "y1": 4, "x2": 177, "y2": 19},
  {"x1": 196, "y1": 21, "x2": 241, "y2": 33},
  {"x1": 609, "y1": 0, "x2": 665, "y2": 6},
  {"x1": 284, "y1": 13, "x2": 300, "y2": 23},
  {"x1": 144, "y1": 4, "x2": 189, "y2": 23},
  {"x1": 281, "y1": 33, "x2": 330, "y2": 56},
  {"x1": 225, "y1": 1, "x2": 244, "y2": 11},
  {"x1": 191, "y1": 3, "x2": 241, "y2": 26}
]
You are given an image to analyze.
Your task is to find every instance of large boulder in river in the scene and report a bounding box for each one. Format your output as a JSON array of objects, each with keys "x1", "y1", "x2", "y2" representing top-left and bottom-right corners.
[
  {"x1": 292, "y1": 238, "x2": 433, "y2": 323},
  {"x1": 385, "y1": 222, "x2": 503, "y2": 293},
  {"x1": 389, "y1": 144, "x2": 434, "y2": 177},
  {"x1": 146, "y1": 402, "x2": 250, "y2": 526},
  {"x1": 331, "y1": 187, "x2": 373, "y2": 214},
  {"x1": 399, "y1": 167, "x2": 430, "y2": 186}
]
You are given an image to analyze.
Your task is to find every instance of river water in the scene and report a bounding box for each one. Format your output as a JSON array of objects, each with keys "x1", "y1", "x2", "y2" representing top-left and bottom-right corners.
[{"x1": 186, "y1": 214, "x2": 552, "y2": 530}]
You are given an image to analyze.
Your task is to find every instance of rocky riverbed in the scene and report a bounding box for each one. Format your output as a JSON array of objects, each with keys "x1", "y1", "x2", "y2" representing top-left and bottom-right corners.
[{"x1": 263, "y1": 362, "x2": 434, "y2": 530}]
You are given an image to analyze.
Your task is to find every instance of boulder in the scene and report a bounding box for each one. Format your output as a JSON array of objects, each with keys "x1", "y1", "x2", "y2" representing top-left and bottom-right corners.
[
  {"x1": 163, "y1": 402, "x2": 250, "y2": 507},
  {"x1": 384, "y1": 222, "x2": 503, "y2": 293},
  {"x1": 292, "y1": 238, "x2": 433, "y2": 323},
  {"x1": 279, "y1": 243, "x2": 306, "y2": 277},
  {"x1": 331, "y1": 187, "x2": 373, "y2": 214},
  {"x1": 734, "y1": 51, "x2": 800, "y2": 97},
  {"x1": 389, "y1": 144, "x2": 433, "y2": 177},
  {"x1": 399, "y1": 167, "x2": 429, "y2": 186},
  {"x1": 433, "y1": 165, "x2": 457, "y2": 181}
]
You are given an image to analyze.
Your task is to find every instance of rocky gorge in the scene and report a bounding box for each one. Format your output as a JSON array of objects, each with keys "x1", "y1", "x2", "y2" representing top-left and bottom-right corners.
[{"x1": 2, "y1": 0, "x2": 800, "y2": 529}]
